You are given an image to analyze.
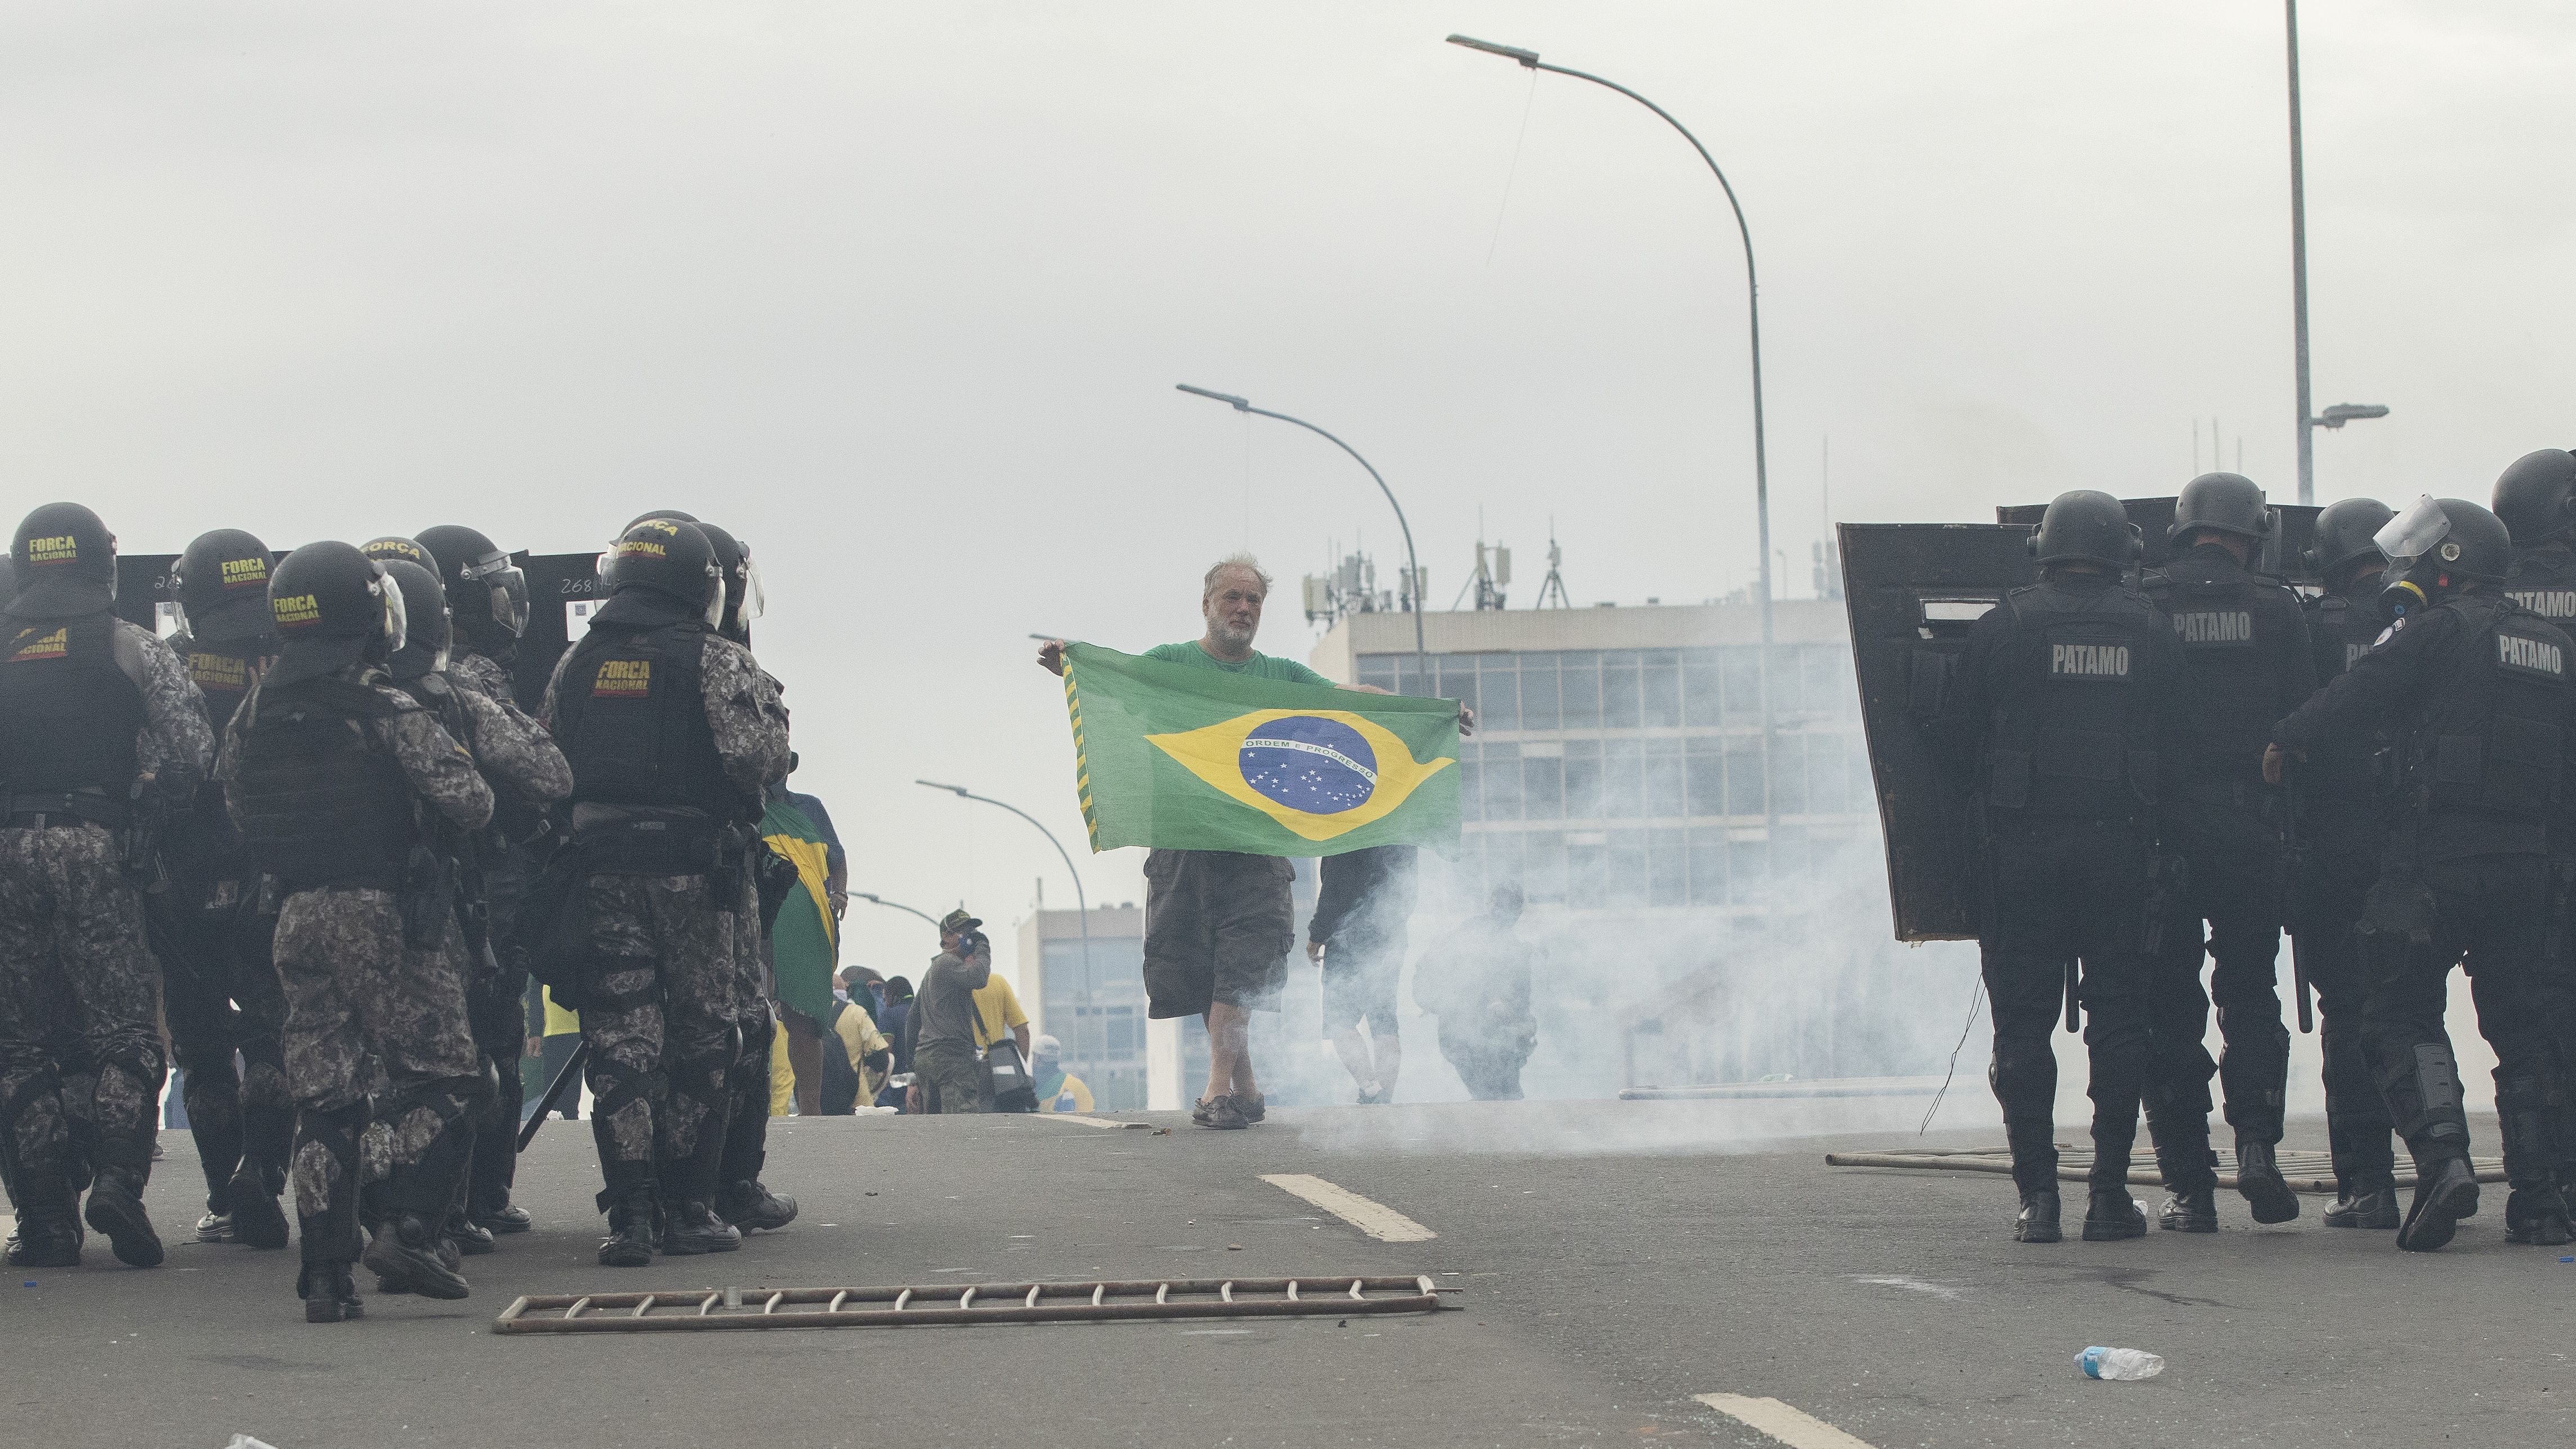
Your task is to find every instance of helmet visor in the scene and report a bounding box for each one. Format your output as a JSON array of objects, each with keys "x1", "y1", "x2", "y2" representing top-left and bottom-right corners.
[
  {"x1": 374, "y1": 562, "x2": 408, "y2": 649},
  {"x1": 460, "y1": 552, "x2": 528, "y2": 637},
  {"x1": 737, "y1": 555, "x2": 765, "y2": 624},
  {"x1": 2373, "y1": 494, "x2": 2450, "y2": 570}
]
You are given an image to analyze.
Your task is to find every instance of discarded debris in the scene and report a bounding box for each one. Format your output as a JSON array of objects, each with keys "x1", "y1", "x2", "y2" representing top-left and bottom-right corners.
[{"x1": 494, "y1": 1275, "x2": 1447, "y2": 1334}]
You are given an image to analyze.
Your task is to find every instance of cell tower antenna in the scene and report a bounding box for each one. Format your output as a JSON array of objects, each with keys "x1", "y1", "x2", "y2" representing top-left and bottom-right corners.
[{"x1": 1534, "y1": 517, "x2": 1572, "y2": 609}]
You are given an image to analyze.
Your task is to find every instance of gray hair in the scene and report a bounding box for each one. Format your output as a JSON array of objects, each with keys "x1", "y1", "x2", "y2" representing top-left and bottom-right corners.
[{"x1": 1203, "y1": 552, "x2": 1272, "y2": 597}]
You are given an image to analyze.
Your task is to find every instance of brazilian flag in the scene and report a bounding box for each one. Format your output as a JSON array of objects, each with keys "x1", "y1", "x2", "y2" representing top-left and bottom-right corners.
[
  {"x1": 1061, "y1": 643, "x2": 1461, "y2": 857},
  {"x1": 760, "y1": 798, "x2": 839, "y2": 1027}
]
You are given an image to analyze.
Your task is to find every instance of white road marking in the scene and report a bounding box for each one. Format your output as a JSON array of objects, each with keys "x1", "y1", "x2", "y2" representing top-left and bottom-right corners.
[
  {"x1": 1694, "y1": 1394, "x2": 1879, "y2": 1449},
  {"x1": 1851, "y1": 1274, "x2": 1965, "y2": 1301},
  {"x1": 1259, "y1": 1173, "x2": 1435, "y2": 1242},
  {"x1": 1039, "y1": 1114, "x2": 1148, "y2": 1130}
]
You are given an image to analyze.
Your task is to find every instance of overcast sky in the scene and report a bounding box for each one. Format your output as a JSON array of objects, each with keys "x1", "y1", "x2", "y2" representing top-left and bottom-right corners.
[{"x1": 5, "y1": 3, "x2": 2569, "y2": 987}]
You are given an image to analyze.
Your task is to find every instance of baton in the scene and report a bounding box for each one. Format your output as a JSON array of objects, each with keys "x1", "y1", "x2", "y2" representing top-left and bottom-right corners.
[
  {"x1": 2062, "y1": 959, "x2": 2081, "y2": 1033},
  {"x1": 517, "y1": 1039, "x2": 589, "y2": 1151}
]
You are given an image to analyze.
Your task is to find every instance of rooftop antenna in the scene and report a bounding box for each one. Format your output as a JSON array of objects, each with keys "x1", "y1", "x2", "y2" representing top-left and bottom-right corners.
[{"x1": 1534, "y1": 518, "x2": 1572, "y2": 609}]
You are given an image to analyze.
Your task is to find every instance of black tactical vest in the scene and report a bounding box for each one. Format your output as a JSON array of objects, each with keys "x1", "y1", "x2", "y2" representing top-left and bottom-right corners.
[
  {"x1": 551, "y1": 615, "x2": 741, "y2": 821},
  {"x1": 175, "y1": 633, "x2": 259, "y2": 735},
  {"x1": 0, "y1": 611, "x2": 146, "y2": 798},
  {"x1": 229, "y1": 676, "x2": 421, "y2": 889},
  {"x1": 2505, "y1": 547, "x2": 2576, "y2": 625},
  {"x1": 2302, "y1": 591, "x2": 2388, "y2": 789},
  {"x1": 1984, "y1": 580, "x2": 2165, "y2": 819},
  {"x1": 2141, "y1": 546, "x2": 2294, "y2": 785},
  {"x1": 2406, "y1": 596, "x2": 2570, "y2": 826}
]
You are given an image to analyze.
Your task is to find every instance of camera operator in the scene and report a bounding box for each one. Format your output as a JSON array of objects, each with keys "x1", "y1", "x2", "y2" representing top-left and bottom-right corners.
[{"x1": 905, "y1": 924, "x2": 995, "y2": 1114}]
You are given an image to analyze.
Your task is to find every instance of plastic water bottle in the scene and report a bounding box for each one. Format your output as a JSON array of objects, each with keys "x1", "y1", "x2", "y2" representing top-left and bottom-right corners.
[{"x1": 2078, "y1": 1347, "x2": 2164, "y2": 1381}]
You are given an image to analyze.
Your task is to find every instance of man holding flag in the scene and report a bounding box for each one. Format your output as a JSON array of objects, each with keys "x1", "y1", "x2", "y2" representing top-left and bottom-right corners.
[{"x1": 1038, "y1": 554, "x2": 1468, "y2": 1130}]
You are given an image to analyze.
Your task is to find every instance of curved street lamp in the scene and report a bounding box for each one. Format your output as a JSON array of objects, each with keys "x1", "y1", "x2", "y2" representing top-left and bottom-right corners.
[
  {"x1": 915, "y1": 779, "x2": 1095, "y2": 1024},
  {"x1": 1175, "y1": 384, "x2": 1429, "y2": 681},
  {"x1": 1447, "y1": 34, "x2": 1778, "y2": 825},
  {"x1": 851, "y1": 892, "x2": 942, "y2": 930}
]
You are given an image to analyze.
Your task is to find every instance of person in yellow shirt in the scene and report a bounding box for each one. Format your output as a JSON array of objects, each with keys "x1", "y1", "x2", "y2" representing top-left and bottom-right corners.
[
  {"x1": 971, "y1": 971, "x2": 1032, "y2": 1064},
  {"x1": 829, "y1": 998, "x2": 893, "y2": 1111},
  {"x1": 1032, "y1": 1035, "x2": 1094, "y2": 1114}
]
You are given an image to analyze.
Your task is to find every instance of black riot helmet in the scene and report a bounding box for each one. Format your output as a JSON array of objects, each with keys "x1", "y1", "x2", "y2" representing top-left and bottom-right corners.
[
  {"x1": 602, "y1": 517, "x2": 722, "y2": 626},
  {"x1": 2298, "y1": 498, "x2": 2395, "y2": 593},
  {"x1": 9, "y1": 502, "x2": 119, "y2": 617},
  {"x1": 2027, "y1": 490, "x2": 2142, "y2": 570},
  {"x1": 602, "y1": 509, "x2": 698, "y2": 597},
  {"x1": 377, "y1": 558, "x2": 452, "y2": 681},
  {"x1": 265, "y1": 541, "x2": 407, "y2": 688},
  {"x1": 2375, "y1": 496, "x2": 2514, "y2": 620},
  {"x1": 414, "y1": 524, "x2": 529, "y2": 648},
  {"x1": 2169, "y1": 472, "x2": 2272, "y2": 544},
  {"x1": 690, "y1": 520, "x2": 764, "y2": 644},
  {"x1": 169, "y1": 528, "x2": 280, "y2": 648},
  {"x1": 2491, "y1": 448, "x2": 2576, "y2": 548},
  {"x1": 359, "y1": 534, "x2": 435, "y2": 572}
]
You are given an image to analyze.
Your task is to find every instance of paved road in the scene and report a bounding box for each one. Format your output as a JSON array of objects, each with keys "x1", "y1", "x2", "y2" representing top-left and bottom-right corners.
[{"x1": 5, "y1": 1101, "x2": 2569, "y2": 1448}]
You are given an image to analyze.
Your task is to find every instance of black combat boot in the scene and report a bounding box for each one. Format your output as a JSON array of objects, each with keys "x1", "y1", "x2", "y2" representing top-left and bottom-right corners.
[
  {"x1": 84, "y1": 1166, "x2": 164, "y2": 1268},
  {"x1": 2396, "y1": 1153, "x2": 2480, "y2": 1253},
  {"x1": 2495, "y1": 1092, "x2": 2572, "y2": 1246},
  {"x1": 597, "y1": 1188, "x2": 657, "y2": 1268},
  {"x1": 2013, "y1": 1187, "x2": 2061, "y2": 1243},
  {"x1": 3, "y1": 1160, "x2": 84, "y2": 1268},
  {"x1": 298, "y1": 1260, "x2": 365, "y2": 1324},
  {"x1": 2083, "y1": 1186, "x2": 2146, "y2": 1241},
  {"x1": 444, "y1": 1210, "x2": 496, "y2": 1256},
  {"x1": 717, "y1": 1179, "x2": 798, "y2": 1233},
  {"x1": 2157, "y1": 1186, "x2": 2219, "y2": 1233},
  {"x1": 226, "y1": 1164, "x2": 290, "y2": 1250},
  {"x1": 661, "y1": 1199, "x2": 742, "y2": 1256},
  {"x1": 362, "y1": 1211, "x2": 470, "y2": 1298},
  {"x1": 2323, "y1": 1184, "x2": 2400, "y2": 1229},
  {"x1": 2232, "y1": 1139, "x2": 2301, "y2": 1224},
  {"x1": 2504, "y1": 1180, "x2": 2574, "y2": 1246}
]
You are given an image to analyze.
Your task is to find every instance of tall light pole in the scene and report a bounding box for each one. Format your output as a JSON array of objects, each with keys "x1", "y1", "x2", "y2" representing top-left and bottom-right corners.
[
  {"x1": 1447, "y1": 34, "x2": 1776, "y2": 828},
  {"x1": 2286, "y1": 1, "x2": 2317, "y2": 505},
  {"x1": 1175, "y1": 384, "x2": 1429, "y2": 684},
  {"x1": 2286, "y1": 3, "x2": 2390, "y2": 503},
  {"x1": 915, "y1": 779, "x2": 1094, "y2": 1036}
]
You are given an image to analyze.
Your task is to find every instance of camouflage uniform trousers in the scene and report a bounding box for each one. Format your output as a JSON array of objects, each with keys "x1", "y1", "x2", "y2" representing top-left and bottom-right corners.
[
  {"x1": 463, "y1": 848, "x2": 535, "y2": 1219},
  {"x1": 720, "y1": 865, "x2": 777, "y2": 1190},
  {"x1": 577, "y1": 871, "x2": 744, "y2": 1211},
  {"x1": 0, "y1": 825, "x2": 166, "y2": 1203},
  {"x1": 274, "y1": 886, "x2": 482, "y2": 1265},
  {"x1": 151, "y1": 883, "x2": 291, "y2": 1210}
]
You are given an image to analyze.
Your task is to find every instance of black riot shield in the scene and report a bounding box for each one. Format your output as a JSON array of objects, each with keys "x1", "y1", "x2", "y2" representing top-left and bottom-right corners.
[
  {"x1": 1995, "y1": 499, "x2": 2324, "y2": 586},
  {"x1": 1837, "y1": 523, "x2": 2036, "y2": 942},
  {"x1": 113, "y1": 554, "x2": 180, "y2": 637},
  {"x1": 514, "y1": 551, "x2": 605, "y2": 717}
]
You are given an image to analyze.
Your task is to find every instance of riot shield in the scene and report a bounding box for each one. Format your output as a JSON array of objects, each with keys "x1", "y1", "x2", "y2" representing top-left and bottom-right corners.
[
  {"x1": 113, "y1": 553, "x2": 180, "y2": 637},
  {"x1": 1995, "y1": 498, "x2": 2324, "y2": 586},
  {"x1": 1837, "y1": 523, "x2": 2036, "y2": 941},
  {"x1": 514, "y1": 551, "x2": 605, "y2": 716}
]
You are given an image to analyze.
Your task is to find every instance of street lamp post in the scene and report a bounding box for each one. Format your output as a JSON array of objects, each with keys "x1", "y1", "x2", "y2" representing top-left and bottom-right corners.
[
  {"x1": 1175, "y1": 384, "x2": 1430, "y2": 685},
  {"x1": 851, "y1": 892, "x2": 942, "y2": 931},
  {"x1": 1446, "y1": 34, "x2": 1777, "y2": 828},
  {"x1": 915, "y1": 779, "x2": 1094, "y2": 1035},
  {"x1": 2285, "y1": 3, "x2": 2389, "y2": 502}
]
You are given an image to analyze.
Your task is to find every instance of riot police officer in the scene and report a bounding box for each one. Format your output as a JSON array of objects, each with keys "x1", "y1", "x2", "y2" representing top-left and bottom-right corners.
[
  {"x1": 2490, "y1": 448, "x2": 2576, "y2": 1204},
  {"x1": 0, "y1": 503, "x2": 214, "y2": 1269},
  {"x1": 2137, "y1": 473, "x2": 2317, "y2": 1231},
  {"x1": 623, "y1": 511, "x2": 797, "y2": 1234},
  {"x1": 2270, "y1": 497, "x2": 2576, "y2": 1250},
  {"x1": 1930, "y1": 490, "x2": 2186, "y2": 1242},
  {"x1": 2493, "y1": 448, "x2": 2576, "y2": 624},
  {"x1": 541, "y1": 519, "x2": 789, "y2": 1266},
  {"x1": 2289, "y1": 498, "x2": 2402, "y2": 1228},
  {"x1": 368, "y1": 533, "x2": 555, "y2": 1239},
  {"x1": 368, "y1": 551, "x2": 571, "y2": 1264},
  {"x1": 156, "y1": 528, "x2": 296, "y2": 1251},
  {"x1": 217, "y1": 542, "x2": 497, "y2": 1318}
]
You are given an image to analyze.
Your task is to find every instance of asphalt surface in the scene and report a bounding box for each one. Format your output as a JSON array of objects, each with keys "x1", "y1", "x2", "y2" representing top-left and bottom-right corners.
[{"x1": 5, "y1": 1098, "x2": 2570, "y2": 1449}]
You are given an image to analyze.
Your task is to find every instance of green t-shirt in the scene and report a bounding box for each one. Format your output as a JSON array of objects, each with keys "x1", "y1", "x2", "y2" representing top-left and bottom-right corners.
[{"x1": 1143, "y1": 640, "x2": 1335, "y2": 687}]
